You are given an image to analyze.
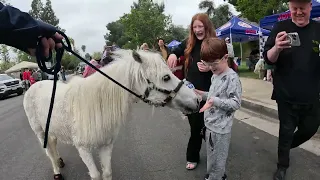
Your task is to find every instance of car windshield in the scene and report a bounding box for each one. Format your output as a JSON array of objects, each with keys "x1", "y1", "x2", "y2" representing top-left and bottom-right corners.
[{"x1": 0, "y1": 75, "x2": 13, "y2": 81}]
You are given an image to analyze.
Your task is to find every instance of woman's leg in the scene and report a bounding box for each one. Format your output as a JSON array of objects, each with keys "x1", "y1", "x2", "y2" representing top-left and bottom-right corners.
[{"x1": 186, "y1": 111, "x2": 204, "y2": 164}]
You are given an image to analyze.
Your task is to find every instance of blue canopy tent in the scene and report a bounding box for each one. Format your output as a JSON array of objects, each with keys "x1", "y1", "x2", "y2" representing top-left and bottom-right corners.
[
  {"x1": 216, "y1": 16, "x2": 271, "y2": 42},
  {"x1": 260, "y1": 0, "x2": 320, "y2": 30},
  {"x1": 216, "y1": 16, "x2": 271, "y2": 59},
  {"x1": 167, "y1": 40, "x2": 181, "y2": 48}
]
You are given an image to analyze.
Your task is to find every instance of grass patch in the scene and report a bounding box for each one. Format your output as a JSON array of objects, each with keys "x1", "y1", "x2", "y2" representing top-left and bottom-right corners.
[{"x1": 237, "y1": 61, "x2": 260, "y2": 79}]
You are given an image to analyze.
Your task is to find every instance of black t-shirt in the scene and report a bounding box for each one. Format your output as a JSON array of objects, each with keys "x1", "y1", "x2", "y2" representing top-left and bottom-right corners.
[
  {"x1": 171, "y1": 39, "x2": 212, "y2": 91},
  {"x1": 263, "y1": 19, "x2": 320, "y2": 104}
]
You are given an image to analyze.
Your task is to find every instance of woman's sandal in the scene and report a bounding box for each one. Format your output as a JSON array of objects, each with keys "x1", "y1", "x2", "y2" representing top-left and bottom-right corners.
[{"x1": 186, "y1": 162, "x2": 198, "y2": 170}]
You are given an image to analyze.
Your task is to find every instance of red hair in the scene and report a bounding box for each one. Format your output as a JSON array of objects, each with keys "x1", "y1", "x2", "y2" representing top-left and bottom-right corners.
[{"x1": 184, "y1": 13, "x2": 216, "y2": 71}]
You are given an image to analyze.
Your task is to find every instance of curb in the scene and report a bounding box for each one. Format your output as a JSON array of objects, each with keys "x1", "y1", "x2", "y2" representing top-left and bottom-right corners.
[
  {"x1": 241, "y1": 98, "x2": 278, "y2": 119},
  {"x1": 241, "y1": 98, "x2": 320, "y2": 134}
]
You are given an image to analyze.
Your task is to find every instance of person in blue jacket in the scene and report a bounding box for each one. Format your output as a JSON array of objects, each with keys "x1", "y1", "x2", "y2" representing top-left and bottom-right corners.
[{"x1": 0, "y1": 2, "x2": 63, "y2": 57}]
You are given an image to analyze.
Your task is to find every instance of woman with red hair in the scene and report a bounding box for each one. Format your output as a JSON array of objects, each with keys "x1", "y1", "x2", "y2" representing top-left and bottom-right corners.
[{"x1": 167, "y1": 13, "x2": 216, "y2": 170}]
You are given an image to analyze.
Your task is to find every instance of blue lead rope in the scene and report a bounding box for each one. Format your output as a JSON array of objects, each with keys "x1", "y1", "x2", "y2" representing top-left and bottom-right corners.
[{"x1": 35, "y1": 31, "x2": 144, "y2": 148}]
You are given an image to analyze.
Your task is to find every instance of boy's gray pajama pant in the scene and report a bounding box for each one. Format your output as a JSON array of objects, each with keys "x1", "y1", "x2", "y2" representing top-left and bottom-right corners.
[{"x1": 206, "y1": 128, "x2": 231, "y2": 180}]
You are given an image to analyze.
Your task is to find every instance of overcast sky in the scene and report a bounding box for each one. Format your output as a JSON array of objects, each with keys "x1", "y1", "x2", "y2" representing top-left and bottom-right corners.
[{"x1": 8, "y1": 0, "x2": 237, "y2": 54}]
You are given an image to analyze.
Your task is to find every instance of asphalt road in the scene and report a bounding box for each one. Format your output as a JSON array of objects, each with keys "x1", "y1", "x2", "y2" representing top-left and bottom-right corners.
[{"x1": 0, "y1": 95, "x2": 319, "y2": 180}]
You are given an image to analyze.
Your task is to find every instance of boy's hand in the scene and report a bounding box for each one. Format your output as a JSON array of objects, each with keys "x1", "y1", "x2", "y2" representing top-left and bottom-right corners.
[{"x1": 199, "y1": 98, "x2": 214, "y2": 113}]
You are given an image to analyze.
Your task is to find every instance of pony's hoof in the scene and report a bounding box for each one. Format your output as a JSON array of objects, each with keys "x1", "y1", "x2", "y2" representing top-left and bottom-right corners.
[
  {"x1": 58, "y1": 158, "x2": 65, "y2": 168},
  {"x1": 54, "y1": 174, "x2": 64, "y2": 180}
]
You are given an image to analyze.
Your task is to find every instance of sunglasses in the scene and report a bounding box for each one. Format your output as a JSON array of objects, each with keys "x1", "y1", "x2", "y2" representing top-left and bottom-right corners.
[{"x1": 201, "y1": 58, "x2": 224, "y2": 67}]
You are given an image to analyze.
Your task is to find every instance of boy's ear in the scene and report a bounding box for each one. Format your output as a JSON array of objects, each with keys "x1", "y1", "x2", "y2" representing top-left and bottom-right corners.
[{"x1": 224, "y1": 54, "x2": 229, "y2": 59}]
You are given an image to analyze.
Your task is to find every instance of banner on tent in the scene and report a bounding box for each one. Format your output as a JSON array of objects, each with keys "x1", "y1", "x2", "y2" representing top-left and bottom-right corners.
[
  {"x1": 238, "y1": 22, "x2": 252, "y2": 28},
  {"x1": 245, "y1": 29, "x2": 257, "y2": 34},
  {"x1": 259, "y1": 32, "x2": 268, "y2": 59},
  {"x1": 278, "y1": 12, "x2": 291, "y2": 21}
]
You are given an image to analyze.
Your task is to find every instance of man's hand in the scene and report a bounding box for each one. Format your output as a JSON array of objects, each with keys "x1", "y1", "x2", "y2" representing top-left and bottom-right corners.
[
  {"x1": 199, "y1": 98, "x2": 214, "y2": 113},
  {"x1": 28, "y1": 32, "x2": 64, "y2": 57},
  {"x1": 275, "y1": 31, "x2": 291, "y2": 51}
]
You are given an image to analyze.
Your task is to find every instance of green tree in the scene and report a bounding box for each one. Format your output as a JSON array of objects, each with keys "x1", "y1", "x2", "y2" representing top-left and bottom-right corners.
[
  {"x1": 81, "y1": 45, "x2": 86, "y2": 53},
  {"x1": 210, "y1": 4, "x2": 233, "y2": 28},
  {"x1": 199, "y1": 1, "x2": 233, "y2": 28},
  {"x1": 0, "y1": 62, "x2": 15, "y2": 72},
  {"x1": 104, "y1": 20, "x2": 130, "y2": 47},
  {"x1": 0, "y1": 45, "x2": 10, "y2": 63},
  {"x1": 92, "y1": 52, "x2": 102, "y2": 60},
  {"x1": 226, "y1": 0, "x2": 288, "y2": 22},
  {"x1": 165, "y1": 25, "x2": 188, "y2": 42},
  {"x1": 120, "y1": 0, "x2": 172, "y2": 49},
  {"x1": 85, "y1": 53, "x2": 91, "y2": 60},
  {"x1": 0, "y1": 0, "x2": 10, "y2": 5},
  {"x1": 199, "y1": 0, "x2": 215, "y2": 15},
  {"x1": 29, "y1": 0, "x2": 43, "y2": 20},
  {"x1": 13, "y1": 49, "x2": 36, "y2": 63},
  {"x1": 41, "y1": 0, "x2": 59, "y2": 27}
]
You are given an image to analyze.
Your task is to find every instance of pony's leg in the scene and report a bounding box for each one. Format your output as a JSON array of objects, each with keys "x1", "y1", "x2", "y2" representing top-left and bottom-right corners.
[
  {"x1": 77, "y1": 146, "x2": 101, "y2": 180},
  {"x1": 99, "y1": 144, "x2": 113, "y2": 180},
  {"x1": 36, "y1": 131, "x2": 63, "y2": 179},
  {"x1": 50, "y1": 136, "x2": 65, "y2": 168},
  {"x1": 46, "y1": 137, "x2": 63, "y2": 178}
]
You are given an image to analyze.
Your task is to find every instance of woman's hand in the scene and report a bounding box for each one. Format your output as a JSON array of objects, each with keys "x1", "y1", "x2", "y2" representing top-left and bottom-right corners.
[
  {"x1": 167, "y1": 54, "x2": 178, "y2": 68},
  {"x1": 197, "y1": 62, "x2": 210, "y2": 72}
]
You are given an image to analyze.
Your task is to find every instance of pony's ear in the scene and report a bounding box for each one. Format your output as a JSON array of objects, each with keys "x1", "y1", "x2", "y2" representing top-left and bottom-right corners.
[{"x1": 132, "y1": 50, "x2": 142, "y2": 63}]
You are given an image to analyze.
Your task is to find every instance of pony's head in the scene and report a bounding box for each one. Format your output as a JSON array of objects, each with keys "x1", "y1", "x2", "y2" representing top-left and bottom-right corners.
[{"x1": 120, "y1": 50, "x2": 200, "y2": 114}]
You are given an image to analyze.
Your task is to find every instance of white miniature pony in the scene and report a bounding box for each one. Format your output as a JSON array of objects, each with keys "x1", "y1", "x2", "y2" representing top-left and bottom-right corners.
[{"x1": 23, "y1": 49, "x2": 199, "y2": 180}]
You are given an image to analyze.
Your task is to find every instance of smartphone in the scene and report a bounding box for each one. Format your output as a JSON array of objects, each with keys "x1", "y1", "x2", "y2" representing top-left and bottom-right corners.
[{"x1": 287, "y1": 32, "x2": 301, "y2": 46}]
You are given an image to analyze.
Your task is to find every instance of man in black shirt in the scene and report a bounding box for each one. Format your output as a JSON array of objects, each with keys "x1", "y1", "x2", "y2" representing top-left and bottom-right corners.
[{"x1": 263, "y1": 0, "x2": 320, "y2": 179}]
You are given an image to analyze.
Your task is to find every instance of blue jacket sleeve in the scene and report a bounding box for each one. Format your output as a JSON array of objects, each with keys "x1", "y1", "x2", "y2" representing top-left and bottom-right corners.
[{"x1": 0, "y1": 2, "x2": 58, "y2": 53}]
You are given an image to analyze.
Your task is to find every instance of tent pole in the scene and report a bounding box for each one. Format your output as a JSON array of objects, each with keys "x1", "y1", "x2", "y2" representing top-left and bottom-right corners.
[{"x1": 240, "y1": 43, "x2": 243, "y2": 61}]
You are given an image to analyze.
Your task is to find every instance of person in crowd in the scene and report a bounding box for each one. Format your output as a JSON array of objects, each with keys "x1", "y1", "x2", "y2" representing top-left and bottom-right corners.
[
  {"x1": 83, "y1": 57, "x2": 102, "y2": 78},
  {"x1": 225, "y1": 37, "x2": 235, "y2": 69},
  {"x1": 140, "y1": 43, "x2": 149, "y2": 51},
  {"x1": 156, "y1": 38, "x2": 170, "y2": 60},
  {"x1": 167, "y1": 13, "x2": 216, "y2": 170},
  {"x1": 29, "y1": 70, "x2": 36, "y2": 86},
  {"x1": 32, "y1": 69, "x2": 39, "y2": 82},
  {"x1": 195, "y1": 37, "x2": 242, "y2": 180},
  {"x1": 263, "y1": 0, "x2": 320, "y2": 179},
  {"x1": 22, "y1": 69, "x2": 31, "y2": 90},
  {"x1": 60, "y1": 66, "x2": 66, "y2": 82},
  {"x1": 19, "y1": 70, "x2": 23, "y2": 81}
]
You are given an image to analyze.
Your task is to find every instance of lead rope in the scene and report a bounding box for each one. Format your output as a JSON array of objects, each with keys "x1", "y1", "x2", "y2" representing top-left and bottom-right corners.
[{"x1": 36, "y1": 31, "x2": 144, "y2": 148}]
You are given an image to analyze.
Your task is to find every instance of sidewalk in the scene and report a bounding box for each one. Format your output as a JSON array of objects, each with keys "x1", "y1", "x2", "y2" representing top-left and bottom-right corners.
[
  {"x1": 240, "y1": 77, "x2": 278, "y2": 118},
  {"x1": 240, "y1": 77, "x2": 320, "y2": 135}
]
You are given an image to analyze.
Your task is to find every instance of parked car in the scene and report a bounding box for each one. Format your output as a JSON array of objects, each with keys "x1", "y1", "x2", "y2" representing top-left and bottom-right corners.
[{"x1": 0, "y1": 74, "x2": 24, "y2": 99}]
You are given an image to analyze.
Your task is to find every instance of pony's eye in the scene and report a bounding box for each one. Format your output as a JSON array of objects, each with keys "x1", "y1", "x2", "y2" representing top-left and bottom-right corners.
[{"x1": 162, "y1": 74, "x2": 171, "y2": 82}]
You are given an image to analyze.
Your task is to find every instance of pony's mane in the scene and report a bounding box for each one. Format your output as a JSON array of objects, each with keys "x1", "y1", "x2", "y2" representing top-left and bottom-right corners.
[{"x1": 67, "y1": 49, "x2": 170, "y2": 146}]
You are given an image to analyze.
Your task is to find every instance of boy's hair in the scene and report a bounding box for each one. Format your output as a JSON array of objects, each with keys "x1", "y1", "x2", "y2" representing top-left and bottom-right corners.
[{"x1": 201, "y1": 37, "x2": 228, "y2": 62}]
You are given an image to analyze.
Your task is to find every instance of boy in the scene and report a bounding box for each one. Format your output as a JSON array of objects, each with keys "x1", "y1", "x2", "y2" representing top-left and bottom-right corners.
[{"x1": 195, "y1": 38, "x2": 242, "y2": 180}]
